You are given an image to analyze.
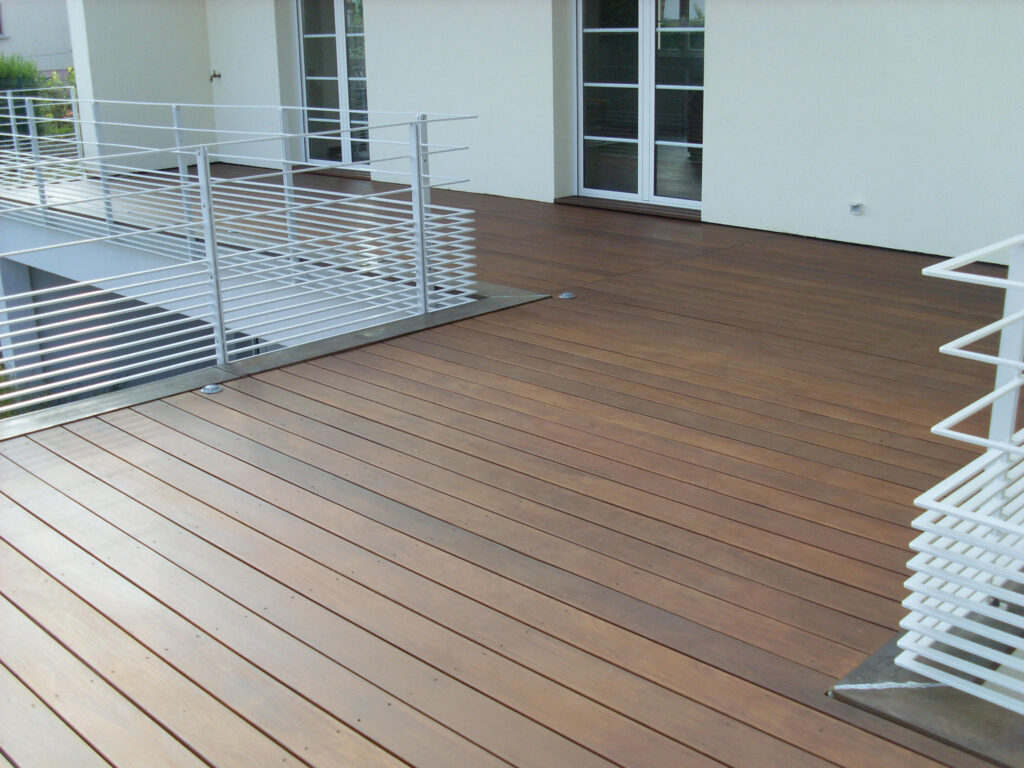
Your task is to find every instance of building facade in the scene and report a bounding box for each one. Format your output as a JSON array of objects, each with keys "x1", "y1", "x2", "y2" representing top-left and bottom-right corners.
[
  {"x1": 64, "y1": 0, "x2": 1024, "y2": 257},
  {"x1": 0, "y1": 0, "x2": 74, "y2": 77}
]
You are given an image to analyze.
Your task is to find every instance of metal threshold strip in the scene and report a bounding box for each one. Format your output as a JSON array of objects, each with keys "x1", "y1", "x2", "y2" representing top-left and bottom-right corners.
[{"x1": 0, "y1": 281, "x2": 546, "y2": 441}]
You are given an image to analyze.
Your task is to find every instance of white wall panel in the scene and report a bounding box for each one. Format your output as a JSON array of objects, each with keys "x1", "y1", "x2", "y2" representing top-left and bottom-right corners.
[
  {"x1": 702, "y1": 0, "x2": 1024, "y2": 257},
  {"x1": 363, "y1": 0, "x2": 565, "y2": 201}
]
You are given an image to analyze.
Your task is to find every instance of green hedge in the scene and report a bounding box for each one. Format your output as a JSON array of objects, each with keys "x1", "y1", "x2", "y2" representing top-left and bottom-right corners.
[{"x1": 0, "y1": 53, "x2": 43, "y2": 92}]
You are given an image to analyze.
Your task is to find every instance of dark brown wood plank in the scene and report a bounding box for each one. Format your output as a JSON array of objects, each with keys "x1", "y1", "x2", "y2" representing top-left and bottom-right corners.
[
  {"x1": 302, "y1": 352, "x2": 905, "y2": 624},
  {"x1": 386, "y1": 327, "x2": 958, "y2": 485},
  {"x1": 98, "y1": 403, "x2": 968, "y2": 768},
  {"x1": 29, "y1": 422, "x2": 648, "y2": 768},
  {"x1": 0, "y1": 595, "x2": 206, "y2": 768},
  {"x1": 72, "y1": 410, "x2": 835, "y2": 768},
  {"x1": 1, "y1": 541, "x2": 305, "y2": 768},
  {"x1": 453, "y1": 316, "x2": 970, "y2": 460},
  {"x1": 0, "y1": 445, "x2": 442, "y2": 768},
  {"x1": 249, "y1": 364, "x2": 896, "y2": 648},
  {"x1": 163, "y1": 383, "x2": 869, "y2": 677},
  {"x1": 399, "y1": 326, "x2": 927, "y2": 540}
]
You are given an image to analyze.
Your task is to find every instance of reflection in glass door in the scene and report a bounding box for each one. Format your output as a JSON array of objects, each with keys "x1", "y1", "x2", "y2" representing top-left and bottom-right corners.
[
  {"x1": 579, "y1": 0, "x2": 705, "y2": 207},
  {"x1": 298, "y1": 0, "x2": 369, "y2": 164}
]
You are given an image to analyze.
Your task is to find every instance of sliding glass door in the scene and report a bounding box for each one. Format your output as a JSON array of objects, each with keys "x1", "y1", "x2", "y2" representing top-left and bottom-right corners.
[
  {"x1": 579, "y1": 0, "x2": 705, "y2": 208},
  {"x1": 298, "y1": 0, "x2": 369, "y2": 164}
]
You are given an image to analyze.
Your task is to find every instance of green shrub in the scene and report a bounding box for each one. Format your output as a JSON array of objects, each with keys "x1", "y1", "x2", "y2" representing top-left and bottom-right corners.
[{"x1": 0, "y1": 53, "x2": 42, "y2": 92}]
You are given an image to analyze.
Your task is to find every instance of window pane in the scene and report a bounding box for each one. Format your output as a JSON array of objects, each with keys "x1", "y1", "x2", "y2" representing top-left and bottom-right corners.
[
  {"x1": 655, "y1": 144, "x2": 701, "y2": 200},
  {"x1": 309, "y1": 137, "x2": 343, "y2": 162},
  {"x1": 583, "y1": 32, "x2": 638, "y2": 84},
  {"x1": 301, "y1": 0, "x2": 335, "y2": 34},
  {"x1": 583, "y1": 0, "x2": 637, "y2": 28},
  {"x1": 347, "y1": 79, "x2": 367, "y2": 113},
  {"x1": 351, "y1": 131, "x2": 369, "y2": 162},
  {"x1": 345, "y1": 34, "x2": 366, "y2": 77},
  {"x1": 655, "y1": 32, "x2": 704, "y2": 86},
  {"x1": 304, "y1": 37, "x2": 338, "y2": 78},
  {"x1": 344, "y1": 0, "x2": 364, "y2": 33},
  {"x1": 655, "y1": 89, "x2": 703, "y2": 144},
  {"x1": 583, "y1": 140, "x2": 638, "y2": 193},
  {"x1": 583, "y1": 86, "x2": 637, "y2": 139},
  {"x1": 657, "y1": 0, "x2": 706, "y2": 28},
  {"x1": 305, "y1": 78, "x2": 340, "y2": 111}
]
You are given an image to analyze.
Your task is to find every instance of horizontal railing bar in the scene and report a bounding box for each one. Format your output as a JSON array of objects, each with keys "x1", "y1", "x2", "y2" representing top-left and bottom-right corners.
[
  {"x1": 0, "y1": 312, "x2": 216, "y2": 369},
  {"x1": 1, "y1": 327, "x2": 219, "y2": 387},
  {"x1": 0, "y1": 348, "x2": 222, "y2": 413}
]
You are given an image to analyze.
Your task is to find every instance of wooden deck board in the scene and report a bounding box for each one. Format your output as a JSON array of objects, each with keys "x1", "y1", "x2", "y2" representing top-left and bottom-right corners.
[
  {"x1": 0, "y1": 657, "x2": 111, "y2": 768},
  {"x1": 1, "y1": 188, "x2": 1005, "y2": 767}
]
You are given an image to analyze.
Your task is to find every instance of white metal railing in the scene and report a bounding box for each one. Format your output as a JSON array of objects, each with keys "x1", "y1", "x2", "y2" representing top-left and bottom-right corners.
[
  {"x1": 0, "y1": 96, "x2": 476, "y2": 417},
  {"x1": 897, "y1": 234, "x2": 1024, "y2": 715}
]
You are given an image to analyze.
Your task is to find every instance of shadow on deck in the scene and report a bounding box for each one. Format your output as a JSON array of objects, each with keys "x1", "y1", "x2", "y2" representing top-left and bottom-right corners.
[{"x1": 0, "y1": 187, "x2": 1010, "y2": 767}]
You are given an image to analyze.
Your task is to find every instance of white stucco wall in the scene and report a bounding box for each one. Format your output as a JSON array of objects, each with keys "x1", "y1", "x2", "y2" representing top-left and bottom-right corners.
[
  {"x1": 702, "y1": 0, "x2": 1024, "y2": 257},
  {"x1": 363, "y1": 0, "x2": 566, "y2": 201},
  {"x1": 205, "y1": 0, "x2": 287, "y2": 164},
  {"x1": 67, "y1": 0, "x2": 215, "y2": 169},
  {"x1": 0, "y1": 0, "x2": 73, "y2": 74}
]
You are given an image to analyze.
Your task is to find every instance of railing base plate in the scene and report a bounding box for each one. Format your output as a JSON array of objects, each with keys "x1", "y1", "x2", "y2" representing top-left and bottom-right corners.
[{"x1": 830, "y1": 636, "x2": 1024, "y2": 768}]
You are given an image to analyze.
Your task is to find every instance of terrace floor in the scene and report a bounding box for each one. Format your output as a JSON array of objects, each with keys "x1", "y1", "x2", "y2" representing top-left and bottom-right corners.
[{"x1": 0, "y1": 189, "x2": 1009, "y2": 767}]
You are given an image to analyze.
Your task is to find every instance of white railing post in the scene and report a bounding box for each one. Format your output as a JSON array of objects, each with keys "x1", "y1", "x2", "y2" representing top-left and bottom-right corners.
[
  {"x1": 989, "y1": 243, "x2": 1024, "y2": 448},
  {"x1": 171, "y1": 104, "x2": 201, "y2": 259},
  {"x1": 278, "y1": 106, "x2": 300, "y2": 279},
  {"x1": 195, "y1": 147, "x2": 230, "y2": 366},
  {"x1": 417, "y1": 113, "x2": 431, "y2": 209},
  {"x1": 5, "y1": 92, "x2": 25, "y2": 186},
  {"x1": 408, "y1": 115, "x2": 430, "y2": 313},
  {"x1": 91, "y1": 101, "x2": 116, "y2": 233},
  {"x1": 23, "y1": 97, "x2": 51, "y2": 223},
  {"x1": 67, "y1": 85, "x2": 83, "y2": 163},
  {"x1": 989, "y1": 242, "x2": 1024, "y2": 503},
  {"x1": 4, "y1": 92, "x2": 19, "y2": 154}
]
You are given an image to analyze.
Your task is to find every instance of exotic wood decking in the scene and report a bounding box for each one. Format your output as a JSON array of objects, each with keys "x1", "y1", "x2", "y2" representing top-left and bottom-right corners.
[{"x1": 0, "y1": 189, "x2": 1003, "y2": 767}]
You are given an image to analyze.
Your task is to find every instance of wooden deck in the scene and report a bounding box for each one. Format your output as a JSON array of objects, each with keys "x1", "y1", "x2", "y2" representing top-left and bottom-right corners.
[{"x1": 0, "y1": 190, "x2": 1005, "y2": 767}]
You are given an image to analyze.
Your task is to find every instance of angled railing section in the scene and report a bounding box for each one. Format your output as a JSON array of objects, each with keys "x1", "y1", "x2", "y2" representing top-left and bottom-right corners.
[
  {"x1": 897, "y1": 234, "x2": 1024, "y2": 716},
  {"x1": 0, "y1": 96, "x2": 477, "y2": 417}
]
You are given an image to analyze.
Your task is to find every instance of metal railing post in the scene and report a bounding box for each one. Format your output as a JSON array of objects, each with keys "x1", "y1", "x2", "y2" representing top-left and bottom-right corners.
[
  {"x1": 989, "y1": 242, "x2": 1024, "y2": 448},
  {"x1": 172, "y1": 104, "x2": 201, "y2": 259},
  {"x1": 24, "y1": 97, "x2": 51, "y2": 222},
  {"x1": 195, "y1": 146, "x2": 230, "y2": 366},
  {"x1": 417, "y1": 113, "x2": 431, "y2": 209},
  {"x1": 91, "y1": 101, "x2": 116, "y2": 233},
  {"x1": 278, "y1": 106, "x2": 300, "y2": 280},
  {"x1": 5, "y1": 92, "x2": 25, "y2": 185},
  {"x1": 4, "y1": 92, "x2": 19, "y2": 153},
  {"x1": 989, "y1": 241, "x2": 1024, "y2": 503},
  {"x1": 67, "y1": 85, "x2": 83, "y2": 162},
  {"x1": 408, "y1": 116, "x2": 430, "y2": 314}
]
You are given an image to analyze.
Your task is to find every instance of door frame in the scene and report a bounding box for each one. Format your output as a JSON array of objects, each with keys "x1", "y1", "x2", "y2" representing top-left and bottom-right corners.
[
  {"x1": 575, "y1": 0, "x2": 704, "y2": 210},
  {"x1": 296, "y1": 0, "x2": 359, "y2": 166}
]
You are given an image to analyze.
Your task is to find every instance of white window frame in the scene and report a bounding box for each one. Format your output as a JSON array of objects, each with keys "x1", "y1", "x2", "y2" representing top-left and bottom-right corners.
[
  {"x1": 576, "y1": 0, "x2": 704, "y2": 210},
  {"x1": 296, "y1": 0, "x2": 359, "y2": 166}
]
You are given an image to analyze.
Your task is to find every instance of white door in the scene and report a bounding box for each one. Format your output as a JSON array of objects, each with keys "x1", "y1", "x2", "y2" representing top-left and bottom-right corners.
[
  {"x1": 578, "y1": 0, "x2": 705, "y2": 208},
  {"x1": 297, "y1": 0, "x2": 369, "y2": 165}
]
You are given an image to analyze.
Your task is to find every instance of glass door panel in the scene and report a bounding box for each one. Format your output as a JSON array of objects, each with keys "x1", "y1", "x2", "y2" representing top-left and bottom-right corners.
[
  {"x1": 580, "y1": 2, "x2": 640, "y2": 199},
  {"x1": 578, "y1": 0, "x2": 705, "y2": 207},
  {"x1": 343, "y1": 0, "x2": 368, "y2": 162},
  {"x1": 584, "y1": 0, "x2": 638, "y2": 28},
  {"x1": 298, "y1": 0, "x2": 369, "y2": 165}
]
